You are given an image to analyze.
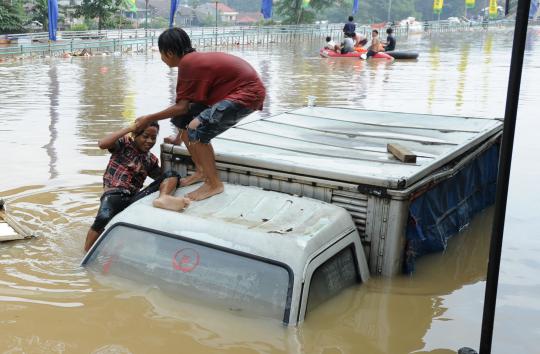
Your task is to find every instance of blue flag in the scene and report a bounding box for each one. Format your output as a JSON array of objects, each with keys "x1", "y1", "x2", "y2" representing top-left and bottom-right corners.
[
  {"x1": 261, "y1": 0, "x2": 272, "y2": 19},
  {"x1": 47, "y1": 0, "x2": 58, "y2": 41},
  {"x1": 169, "y1": 0, "x2": 179, "y2": 28},
  {"x1": 531, "y1": 0, "x2": 539, "y2": 19},
  {"x1": 353, "y1": 0, "x2": 359, "y2": 15}
]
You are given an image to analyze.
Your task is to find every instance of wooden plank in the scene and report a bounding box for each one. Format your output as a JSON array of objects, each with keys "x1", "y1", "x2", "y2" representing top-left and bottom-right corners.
[
  {"x1": 0, "y1": 200, "x2": 34, "y2": 242},
  {"x1": 0, "y1": 223, "x2": 25, "y2": 242},
  {"x1": 387, "y1": 143, "x2": 417, "y2": 163}
]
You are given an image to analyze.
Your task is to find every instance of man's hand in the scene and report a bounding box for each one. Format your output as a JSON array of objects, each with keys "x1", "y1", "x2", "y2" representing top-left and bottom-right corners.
[
  {"x1": 126, "y1": 121, "x2": 137, "y2": 133},
  {"x1": 134, "y1": 115, "x2": 149, "y2": 132},
  {"x1": 188, "y1": 118, "x2": 202, "y2": 130}
]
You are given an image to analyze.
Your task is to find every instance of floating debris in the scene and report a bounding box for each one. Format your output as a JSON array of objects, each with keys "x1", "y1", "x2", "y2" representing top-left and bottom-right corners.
[{"x1": 0, "y1": 199, "x2": 35, "y2": 242}]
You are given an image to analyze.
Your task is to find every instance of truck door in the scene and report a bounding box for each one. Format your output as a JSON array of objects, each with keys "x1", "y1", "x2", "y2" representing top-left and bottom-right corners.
[{"x1": 296, "y1": 236, "x2": 363, "y2": 324}]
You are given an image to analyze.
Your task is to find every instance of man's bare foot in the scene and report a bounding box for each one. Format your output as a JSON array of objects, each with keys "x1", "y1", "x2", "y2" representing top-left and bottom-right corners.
[
  {"x1": 186, "y1": 182, "x2": 224, "y2": 201},
  {"x1": 164, "y1": 133, "x2": 182, "y2": 145},
  {"x1": 153, "y1": 195, "x2": 191, "y2": 211},
  {"x1": 180, "y1": 172, "x2": 206, "y2": 187}
]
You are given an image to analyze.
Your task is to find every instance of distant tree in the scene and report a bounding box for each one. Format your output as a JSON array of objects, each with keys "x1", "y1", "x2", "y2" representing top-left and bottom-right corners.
[
  {"x1": 320, "y1": 0, "x2": 474, "y2": 24},
  {"x1": 276, "y1": 0, "x2": 340, "y2": 24},
  {"x1": 149, "y1": 16, "x2": 168, "y2": 28},
  {"x1": 70, "y1": 22, "x2": 89, "y2": 31},
  {"x1": 199, "y1": 13, "x2": 221, "y2": 26},
  {"x1": 0, "y1": 0, "x2": 26, "y2": 33},
  {"x1": 118, "y1": 0, "x2": 136, "y2": 12},
  {"x1": 415, "y1": 0, "x2": 475, "y2": 20},
  {"x1": 31, "y1": 0, "x2": 49, "y2": 31},
  {"x1": 224, "y1": 0, "x2": 259, "y2": 12},
  {"x1": 389, "y1": 0, "x2": 419, "y2": 22},
  {"x1": 105, "y1": 13, "x2": 135, "y2": 28},
  {"x1": 75, "y1": 0, "x2": 120, "y2": 31},
  {"x1": 188, "y1": 0, "x2": 202, "y2": 8}
]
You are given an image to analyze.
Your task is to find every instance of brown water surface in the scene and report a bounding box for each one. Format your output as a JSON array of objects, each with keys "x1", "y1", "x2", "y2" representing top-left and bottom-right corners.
[{"x1": 1, "y1": 28, "x2": 539, "y2": 353}]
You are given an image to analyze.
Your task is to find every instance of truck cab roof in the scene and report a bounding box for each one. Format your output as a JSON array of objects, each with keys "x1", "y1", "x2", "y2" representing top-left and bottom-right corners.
[{"x1": 104, "y1": 183, "x2": 357, "y2": 271}]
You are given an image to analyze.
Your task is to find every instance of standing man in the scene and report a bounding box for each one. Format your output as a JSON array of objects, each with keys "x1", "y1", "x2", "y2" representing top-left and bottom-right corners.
[
  {"x1": 136, "y1": 28, "x2": 266, "y2": 203},
  {"x1": 343, "y1": 16, "x2": 356, "y2": 37}
]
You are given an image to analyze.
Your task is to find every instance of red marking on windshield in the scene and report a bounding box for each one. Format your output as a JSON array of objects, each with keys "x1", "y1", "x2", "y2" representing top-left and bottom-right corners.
[
  {"x1": 172, "y1": 248, "x2": 200, "y2": 273},
  {"x1": 102, "y1": 256, "x2": 115, "y2": 274},
  {"x1": 101, "y1": 242, "x2": 124, "y2": 275}
]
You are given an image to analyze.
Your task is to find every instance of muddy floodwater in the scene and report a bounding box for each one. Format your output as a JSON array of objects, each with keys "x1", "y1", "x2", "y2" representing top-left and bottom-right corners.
[{"x1": 1, "y1": 27, "x2": 539, "y2": 353}]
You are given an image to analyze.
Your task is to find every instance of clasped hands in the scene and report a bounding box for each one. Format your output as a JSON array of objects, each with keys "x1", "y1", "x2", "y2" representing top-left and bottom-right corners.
[{"x1": 132, "y1": 115, "x2": 202, "y2": 132}]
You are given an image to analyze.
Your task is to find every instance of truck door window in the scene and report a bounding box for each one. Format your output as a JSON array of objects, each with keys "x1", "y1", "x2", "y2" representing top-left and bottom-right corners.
[
  {"x1": 85, "y1": 224, "x2": 292, "y2": 322},
  {"x1": 306, "y1": 246, "x2": 359, "y2": 315}
]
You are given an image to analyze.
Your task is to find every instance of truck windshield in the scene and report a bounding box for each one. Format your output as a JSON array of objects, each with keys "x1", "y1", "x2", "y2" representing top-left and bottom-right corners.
[{"x1": 84, "y1": 224, "x2": 292, "y2": 322}]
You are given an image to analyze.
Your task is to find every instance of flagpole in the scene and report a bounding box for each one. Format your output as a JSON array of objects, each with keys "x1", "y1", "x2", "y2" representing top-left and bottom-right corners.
[
  {"x1": 145, "y1": 0, "x2": 149, "y2": 37},
  {"x1": 214, "y1": 1, "x2": 218, "y2": 47}
]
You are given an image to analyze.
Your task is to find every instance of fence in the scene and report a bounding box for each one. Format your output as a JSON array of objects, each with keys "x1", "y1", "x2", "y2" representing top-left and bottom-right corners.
[
  {"x1": 1, "y1": 19, "x2": 535, "y2": 59},
  {"x1": 0, "y1": 24, "x2": 343, "y2": 58}
]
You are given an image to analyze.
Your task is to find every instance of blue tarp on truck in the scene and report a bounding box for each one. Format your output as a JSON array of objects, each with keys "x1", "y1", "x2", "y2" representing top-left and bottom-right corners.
[{"x1": 404, "y1": 144, "x2": 500, "y2": 273}]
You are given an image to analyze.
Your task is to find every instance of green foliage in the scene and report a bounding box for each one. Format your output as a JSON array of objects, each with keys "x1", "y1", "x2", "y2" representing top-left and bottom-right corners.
[
  {"x1": 31, "y1": 0, "x2": 49, "y2": 30},
  {"x1": 317, "y1": 0, "x2": 486, "y2": 24},
  {"x1": 70, "y1": 23, "x2": 89, "y2": 31},
  {"x1": 276, "y1": 0, "x2": 341, "y2": 24},
  {"x1": 391, "y1": 0, "x2": 420, "y2": 22},
  {"x1": 223, "y1": 0, "x2": 260, "y2": 12},
  {"x1": 198, "y1": 13, "x2": 221, "y2": 27},
  {"x1": 103, "y1": 13, "x2": 133, "y2": 28},
  {"x1": 75, "y1": 0, "x2": 120, "y2": 30},
  {"x1": 415, "y1": 0, "x2": 478, "y2": 21},
  {"x1": 259, "y1": 19, "x2": 279, "y2": 25},
  {"x1": 188, "y1": 0, "x2": 202, "y2": 8},
  {"x1": 148, "y1": 16, "x2": 168, "y2": 29},
  {"x1": 118, "y1": 0, "x2": 136, "y2": 12},
  {"x1": 0, "y1": 0, "x2": 26, "y2": 34}
]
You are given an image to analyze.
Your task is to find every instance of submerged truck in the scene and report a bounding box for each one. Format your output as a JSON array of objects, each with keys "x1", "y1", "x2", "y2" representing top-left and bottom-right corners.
[
  {"x1": 82, "y1": 184, "x2": 370, "y2": 325},
  {"x1": 82, "y1": 106, "x2": 501, "y2": 324},
  {"x1": 161, "y1": 106, "x2": 502, "y2": 276}
]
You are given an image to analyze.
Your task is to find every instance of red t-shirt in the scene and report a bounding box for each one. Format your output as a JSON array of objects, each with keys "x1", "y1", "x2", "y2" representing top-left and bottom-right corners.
[{"x1": 176, "y1": 52, "x2": 266, "y2": 110}]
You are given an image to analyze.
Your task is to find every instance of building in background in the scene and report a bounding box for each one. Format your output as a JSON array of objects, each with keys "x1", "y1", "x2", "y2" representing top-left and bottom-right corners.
[
  {"x1": 236, "y1": 12, "x2": 263, "y2": 25},
  {"x1": 177, "y1": 5, "x2": 201, "y2": 27},
  {"x1": 196, "y1": 2, "x2": 238, "y2": 24}
]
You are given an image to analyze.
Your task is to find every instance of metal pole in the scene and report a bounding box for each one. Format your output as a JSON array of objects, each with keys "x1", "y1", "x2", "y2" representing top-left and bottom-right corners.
[
  {"x1": 215, "y1": 1, "x2": 218, "y2": 47},
  {"x1": 387, "y1": 0, "x2": 392, "y2": 22},
  {"x1": 145, "y1": 0, "x2": 149, "y2": 37},
  {"x1": 480, "y1": 0, "x2": 531, "y2": 352},
  {"x1": 505, "y1": 0, "x2": 510, "y2": 15}
]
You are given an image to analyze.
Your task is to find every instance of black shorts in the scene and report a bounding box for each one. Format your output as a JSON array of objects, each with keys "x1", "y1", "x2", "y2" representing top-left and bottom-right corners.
[
  {"x1": 171, "y1": 100, "x2": 253, "y2": 144},
  {"x1": 91, "y1": 170, "x2": 179, "y2": 231},
  {"x1": 171, "y1": 102, "x2": 209, "y2": 130}
]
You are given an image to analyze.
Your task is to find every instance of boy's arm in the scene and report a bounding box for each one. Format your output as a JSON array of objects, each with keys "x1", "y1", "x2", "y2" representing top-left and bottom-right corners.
[
  {"x1": 135, "y1": 99, "x2": 190, "y2": 129},
  {"x1": 98, "y1": 125, "x2": 135, "y2": 150}
]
